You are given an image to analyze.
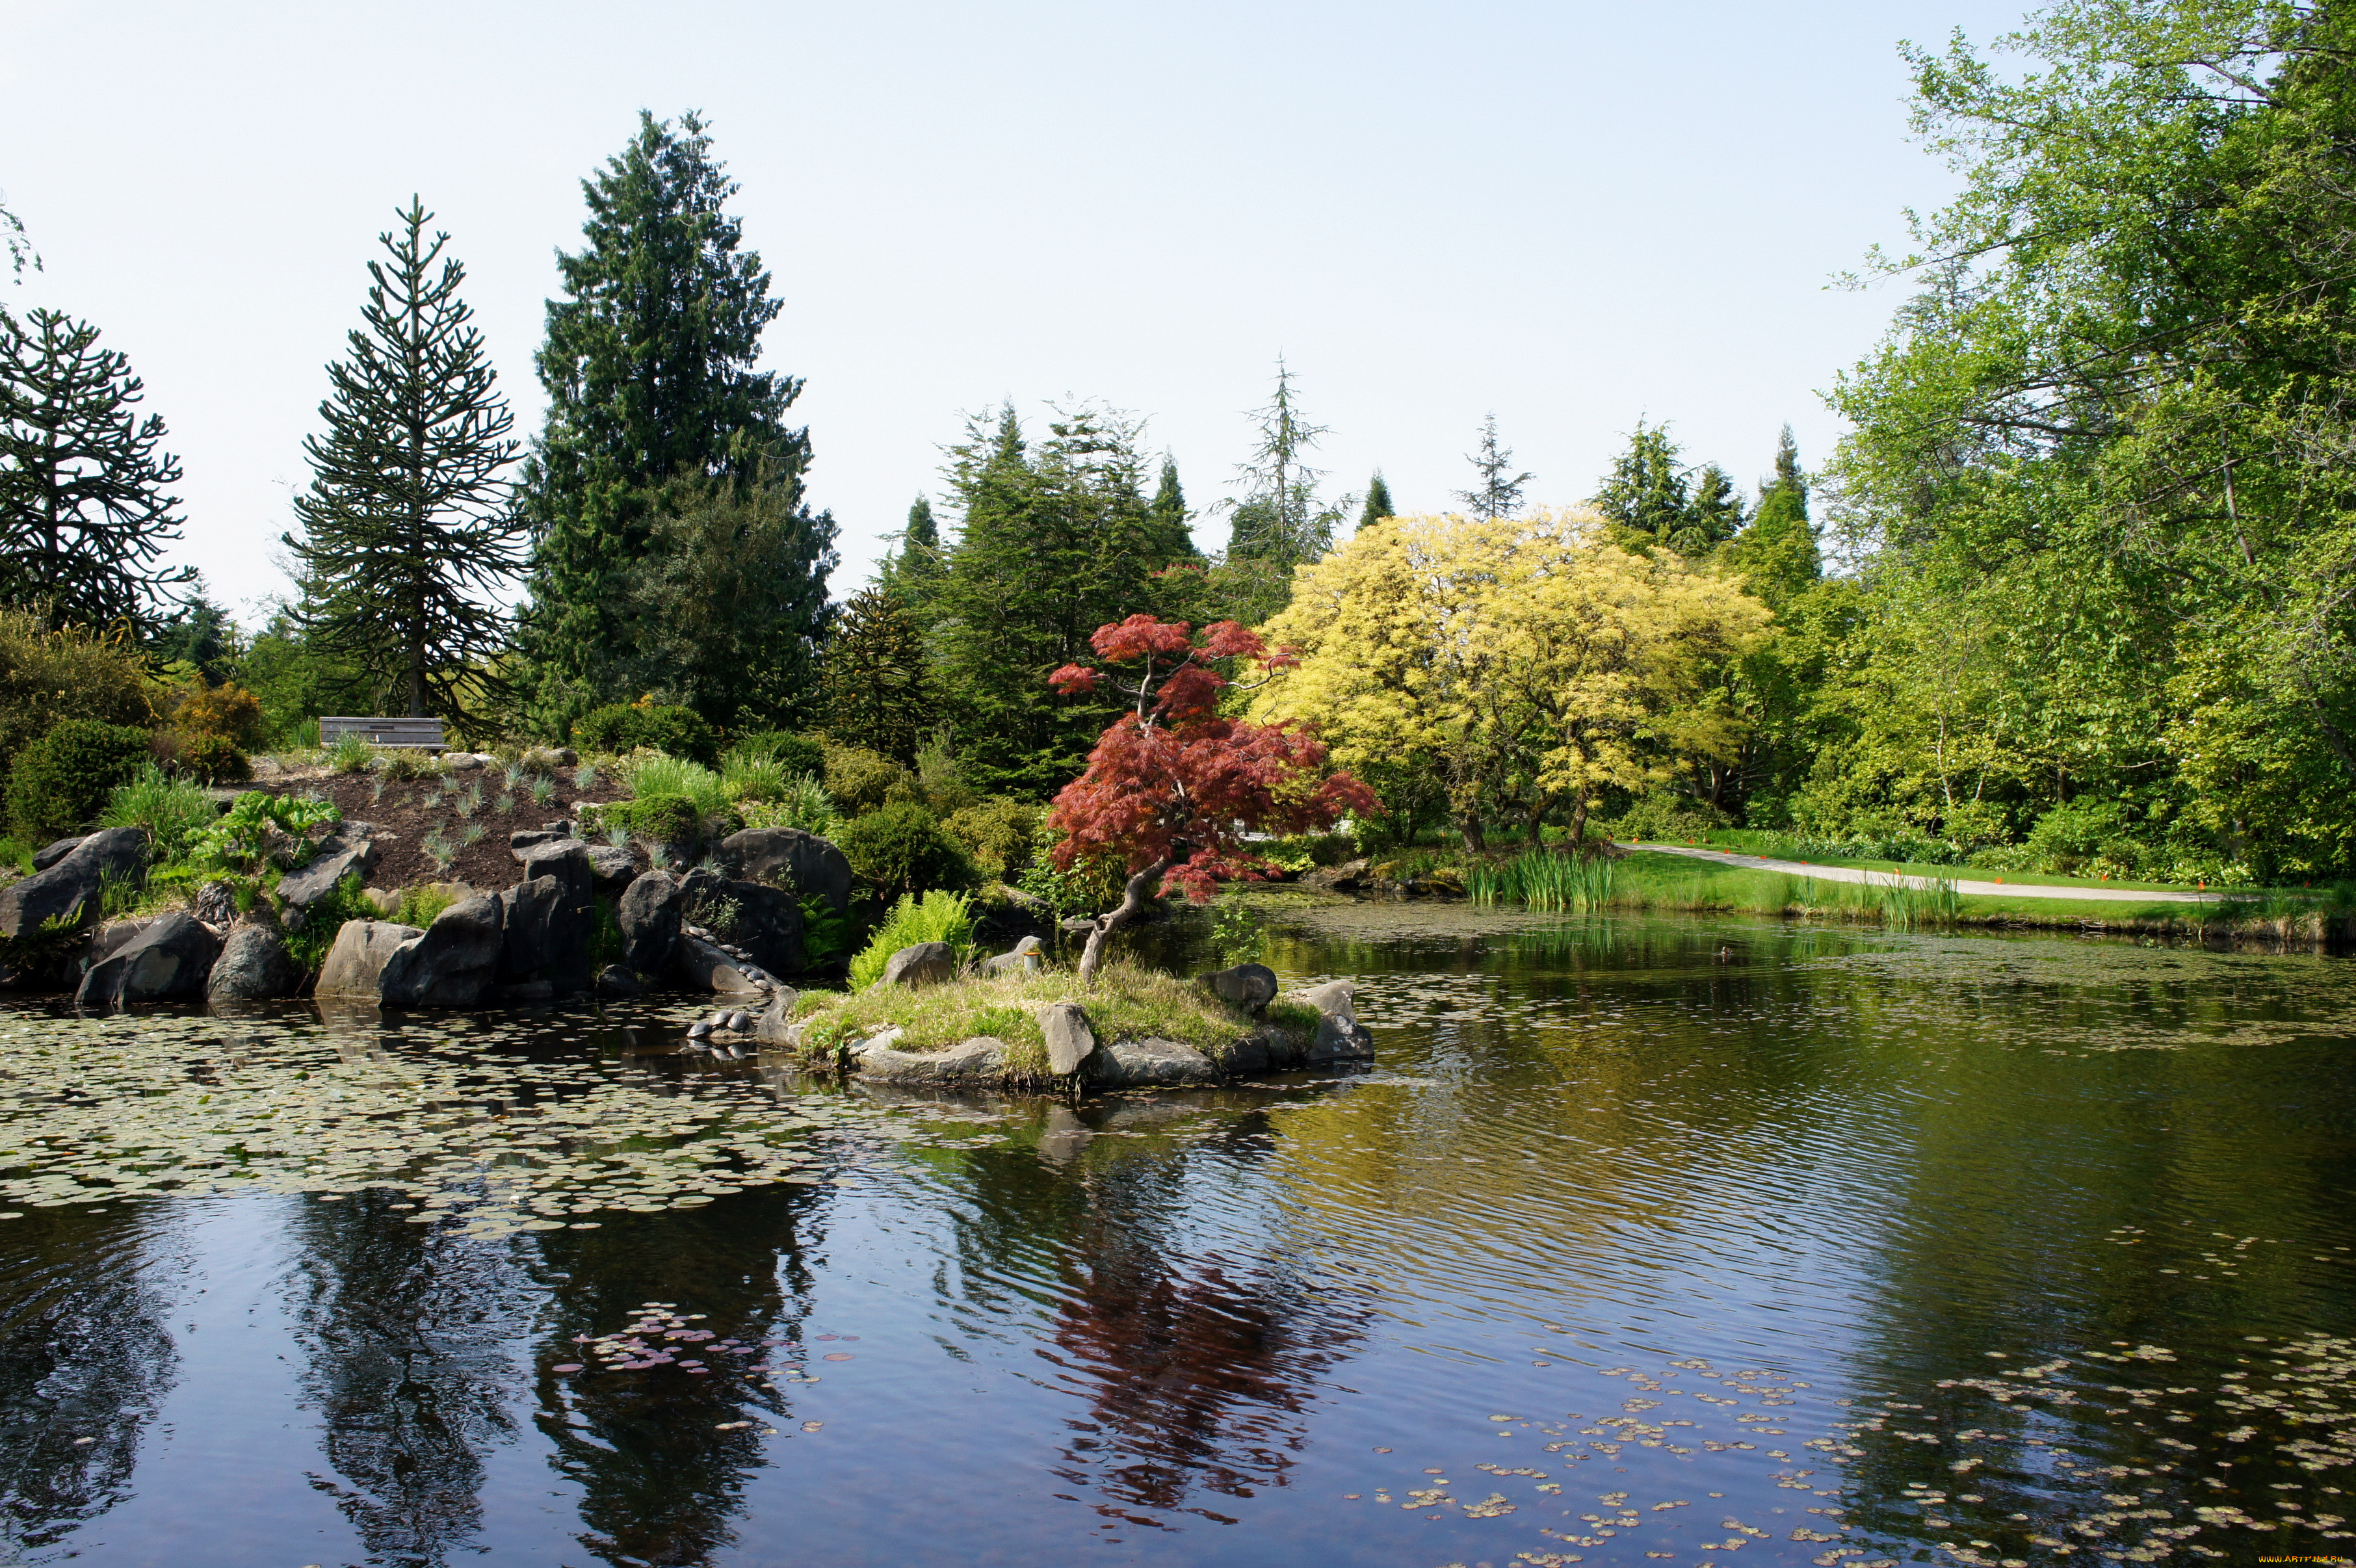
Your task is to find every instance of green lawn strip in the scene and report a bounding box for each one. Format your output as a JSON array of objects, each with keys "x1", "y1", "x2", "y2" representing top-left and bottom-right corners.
[
  {"x1": 1597, "y1": 852, "x2": 2258, "y2": 927},
  {"x1": 1674, "y1": 830, "x2": 2264, "y2": 895}
]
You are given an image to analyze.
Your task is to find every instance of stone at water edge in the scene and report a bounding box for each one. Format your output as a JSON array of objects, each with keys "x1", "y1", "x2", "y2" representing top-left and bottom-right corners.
[
  {"x1": 315, "y1": 919, "x2": 425, "y2": 999},
  {"x1": 276, "y1": 833, "x2": 380, "y2": 913},
  {"x1": 1091, "y1": 1038, "x2": 1220, "y2": 1087},
  {"x1": 616, "y1": 870, "x2": 683, "y2": 974},
  {"x1": 751, "y1": 986, "x2": 802, "y2": 1047},
  {"x1": 854, "y1": 1034, "x2": 1005, "y2": 1086},
  {"x1": 1037, "y1": 1001, "x2": 1096, "y2": 1075},
  {"x1": 714, "y1": 827, "x2": 854, "y2": 916},
  {"x1": 1198, "y1": 962, "x2": 1279, "y2": 1016},
  {"x1": 593, "y1": 965, "x2": 642, "y2": 999},
  {"x1": 879, "y1": 941, "x2": 957, "y2": 988},
  {"x1": 1306, "y1": 1012, "x2": 1375, "y2": 1063},
  {"x1": 74, "y1": 911, "x2": 220, "y2": 1008},
  {"x1": 1290, "y1": 978, "x2": 1356, "y2": 1026},
  {"x1": 0, "y1": 827, "x2": 148, "y2": 939},
  {"x1": 379, "y1": 893, "x2": 506, "y2": 1008},
  {"x1": 208, "y1": 923, "x2": 299, "y2": 1002},
  {"x1": 675, "y1": 933, "x2": 765, "y2": 994},
  {"x1": 585, "y1": 843, "x2": 638, "y2": 894}
]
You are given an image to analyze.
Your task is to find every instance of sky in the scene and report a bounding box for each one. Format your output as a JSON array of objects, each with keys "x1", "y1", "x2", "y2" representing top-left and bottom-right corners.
[{"x1": 1, "y1": 0, "x2": 2035, "y2": 627}]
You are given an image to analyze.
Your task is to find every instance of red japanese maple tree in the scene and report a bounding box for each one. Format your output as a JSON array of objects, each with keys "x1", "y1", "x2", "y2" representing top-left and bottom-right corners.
[{"x1": 1045, "y1": 615, "x2": 1376, "y2": 984}]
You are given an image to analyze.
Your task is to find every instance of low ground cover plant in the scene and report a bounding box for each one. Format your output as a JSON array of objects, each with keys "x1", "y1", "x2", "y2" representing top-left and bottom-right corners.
[{"x1": 847, "y1": 889, "x2": 974, "y2": 990}]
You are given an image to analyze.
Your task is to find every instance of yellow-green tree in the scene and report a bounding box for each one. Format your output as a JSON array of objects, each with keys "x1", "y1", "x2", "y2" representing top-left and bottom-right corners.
[{"x1": 1252, "y1": 509, "x2": 1771, "y2": 850}]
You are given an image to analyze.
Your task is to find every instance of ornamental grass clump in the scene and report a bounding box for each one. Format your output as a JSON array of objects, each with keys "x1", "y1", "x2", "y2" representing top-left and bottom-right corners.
[
  {"x1": 99, "y1": 763, "x2": 218, "y2": 863},
  {"x1": 622, "y1": 753, "x2": 729, "y2": 817}
]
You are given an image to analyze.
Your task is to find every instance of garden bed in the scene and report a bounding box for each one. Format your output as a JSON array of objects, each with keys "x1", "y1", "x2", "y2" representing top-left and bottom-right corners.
[{"x1": 246, "y1": 761, "x2": 630, "y2": 894}]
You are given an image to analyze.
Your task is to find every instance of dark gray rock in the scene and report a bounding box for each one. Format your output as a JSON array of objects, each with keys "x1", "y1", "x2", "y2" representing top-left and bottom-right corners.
[
  {"x1": 191, "y1": 879, "x2": 238, "y2": 927},
  {"x1": 1291, "y1": 978, "x2": 1356, "y2": 1025},
  {"x1": 1091, "y1": 1038, "x2": 1220, "y2": 1087},
  {"x1": 499, "y1": 841, "x2": 593, "y2": 993},
  {"x1": 1198, "y1": 962, "x2": 1279, "y2": 1016},
  {"x1": 277, "y1": 833, "x2": 379, "y2": 913},
  {"x1": 752, "y1": 986, "x2": 801, "y2": 1047},
  {"x1": 586, "y1": 843, "x2": 638, "y2": 894},
  {"x1": 380, "y1": 893, "x2": 505, "y2": 1008},
  {"x1": 616, "y1": 871, "x2": 683, "y2": 975},
  {"x1": 715, "y1": 827, "x2": 853, "y2": 914},
  {"x1": 1298, "y1": 857, "x2": 1370, "y2": 893},
  {"x1": 207, "y1": 923, "x2": 299, "y2": 1002},
  {"x1": 593, "y1": 965, "x2": 642, "y2": 999},
  {"x1": 517, "y1": 839, "x2": 593, "y2": 900},
  {"x1": 509, "y1": 828, "x2": 565, "y2": 859},
  {"x1": 880, "y1": 941, "x2": 957, "y2": 988},
  {"x1": 1038, "y1": 1001, "x2": 1095, "y2": 1075},
  {"x1": 74, "y1": 911, "x2": 219, "y2": 1008},
  {"x1": 681, "y1": 874, "x2": 804, "y2": 976},
  {"x1": 315, "y1": 920, "x2": 423, "y2": 999},
  {"x1": 32, "y1": 835, "x2": 85, "y2": 872},
  {"x1": 0, "y1": 827, "x2": 148, "y2": 939},
  {"x1": 1306, "y1": 1014, "x2": 1376, "y2": 1063},
  {"x1": 86, "y1": 917, "x2": 159, "y2": 969},
  {"x1": 984, "y1": 935, "x2": 1045, "y2": 975},
  {"x1": 674, "y1": 934, "x2": 765, "y2": 994},
  {"x1": 492, "y1": 980, "x2": 554, "y2": 1004}
]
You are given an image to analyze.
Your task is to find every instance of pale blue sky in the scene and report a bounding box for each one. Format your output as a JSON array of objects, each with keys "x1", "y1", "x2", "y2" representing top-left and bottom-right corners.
[{"x1": 1, "y1": 0, "x2": 2032, "y2": 621}]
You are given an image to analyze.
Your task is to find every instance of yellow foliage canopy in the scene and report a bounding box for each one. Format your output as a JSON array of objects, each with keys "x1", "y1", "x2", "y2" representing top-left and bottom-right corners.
[{"x1": 1251, "y1": 508, "x2": 1772, "y2": 846}]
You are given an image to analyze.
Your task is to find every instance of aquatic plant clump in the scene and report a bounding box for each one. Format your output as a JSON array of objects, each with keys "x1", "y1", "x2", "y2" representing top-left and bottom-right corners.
[{"x1": 0, "y1": 1007, "x2": 921, "y2": 1235}]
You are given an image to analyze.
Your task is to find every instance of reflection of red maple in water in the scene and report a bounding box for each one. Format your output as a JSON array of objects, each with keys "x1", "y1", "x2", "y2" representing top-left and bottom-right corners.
[{"x1": 1038, "y1": 1249, "x2": 1367, "y2": 1526}]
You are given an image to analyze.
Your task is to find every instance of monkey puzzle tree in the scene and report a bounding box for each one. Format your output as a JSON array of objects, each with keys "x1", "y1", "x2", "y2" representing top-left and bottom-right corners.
[{"x1": 1045, "y1": 615, "x2": 1376, "y2": 985}]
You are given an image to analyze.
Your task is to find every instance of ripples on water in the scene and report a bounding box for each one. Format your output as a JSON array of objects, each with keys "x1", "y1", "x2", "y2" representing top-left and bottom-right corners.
[{"x1": 1, "y1": 904, "x2": 2352, "y2": 1567}]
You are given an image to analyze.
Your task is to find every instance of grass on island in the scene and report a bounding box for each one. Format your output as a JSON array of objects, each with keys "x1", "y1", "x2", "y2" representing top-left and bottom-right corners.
[{"x1": 790, "y1": 960, "x2": 1314, "y2": 1077}]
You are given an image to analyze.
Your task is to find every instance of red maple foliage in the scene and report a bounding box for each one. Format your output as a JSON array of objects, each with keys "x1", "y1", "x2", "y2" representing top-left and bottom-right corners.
[{"x1": 1045, "y1": 615, "x2": 1376, "y2": 980}]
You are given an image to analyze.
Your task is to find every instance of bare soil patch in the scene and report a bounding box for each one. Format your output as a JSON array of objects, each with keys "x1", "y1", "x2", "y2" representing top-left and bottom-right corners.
[{"x1": 250, "y1": 764, "x2": 632, "y2": 895}]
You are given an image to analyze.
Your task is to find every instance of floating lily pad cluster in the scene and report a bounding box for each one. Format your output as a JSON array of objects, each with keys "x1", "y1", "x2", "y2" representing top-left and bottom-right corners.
[
  {"x1": 554, "y1": 1300, "x2": 802, "y2": 1378},
  {"x1": 0, "y1": 1008, "x2": 1006, "y2": 1232}
]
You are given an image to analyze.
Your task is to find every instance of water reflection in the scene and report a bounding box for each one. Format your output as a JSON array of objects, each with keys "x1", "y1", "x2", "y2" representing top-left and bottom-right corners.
[{"x1": 0, "y1": 1203, "x2": 181, "y2": 1560}]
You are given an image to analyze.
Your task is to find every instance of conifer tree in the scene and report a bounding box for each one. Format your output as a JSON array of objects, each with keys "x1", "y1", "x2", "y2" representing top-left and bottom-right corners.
[
  {"x1": 1359, "y1": 470, "x2": 1395, "y2": 531},
  {"x1": 823, "y1": 585, "x2": 934, "y2": 764},
  {"x1": 1682, "y1": 463, "x2": 1748, "y2": 553},
  {"x1": 0, "y1": 307, "x2": 192, "y2": 631},
  {"x1": 1456, "y1": 414, "x2": 1532, "y2": 520},
  {"x1": 880, "y1": 495, "x2": 943, "y2": 605},
  {"x1": 1215, "y1": 361, "x2": 1348, "y2": 624},
  {"x1": 1, "y1": 186, "x2": 35, "y2": 281},
  {"x1": 519, "y1": 111, "x2": 828, "y2": 714},
  {"x1": 1732, "y1": 425, "x2": 1820, "y2": 610},
  {"x1": 1593, "y1": 421, "x2": 1689, "y2": 547},
  {"x1": 1146, "y1": 455, "x2": 1199, "y2": 562},
  {"x1": 285, "y1": 200, "x2": 525, "y2": 724}
]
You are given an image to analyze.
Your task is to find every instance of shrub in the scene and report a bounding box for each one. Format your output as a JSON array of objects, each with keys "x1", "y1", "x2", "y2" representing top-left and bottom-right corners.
[
  {"x1": 393, "y1": 883, "x2": 457, "y2": 929},
  {"x1": 915, "y1": 741, "x2": 981, "y2": 815},
  {"x1": 943, "y1": 797, "x2": 1041, "y2": 878},
  {"x1": 173, "y1": 681, "x2": 263, "y2": 747},
  {"x1": 100, "y1": 763, "x2": 219, "y2": 861},
  {"x1": 2019, "y1": 797, "x2": 2133, "y2": 876},
  {"x1": 835, "y1": 803, "x2": 978, "y2": 900},
  {"x1": 719, "y1": 751, "x2": 792, "y2": 804},
  {"x1": 733, "y1": 730, "x2": 826, "y2": 779},
  {"x1": 0, "y1": 610, "x2": 154, "y2": 805},
  {"x1": 174, "y1": 733, "x2": 250, "y2": 783},
  {"x1": 607, "y1": 792, "x2": 701, "y2": 844},
  {"x1": 737, "y1": 773, "x2": 835, "y2": 837},
  {"x1": 7, "y1": 719, "x2": 153, "y2": 841},
  {"x1": 571, "y1": 701, "x2": 719, "y2": 765},
  {"x1": 620, "y1": 753, "x2": 730, "y2": 816},
  {"x1": 847, "y1": 889, "x2": 975, "y2": 990},
  {"x1": 820, "y1": 741, "x2": 911, "y2": 817},
  {"x1": 189, "y1": 791, "x2": 343, "y2": 876}
]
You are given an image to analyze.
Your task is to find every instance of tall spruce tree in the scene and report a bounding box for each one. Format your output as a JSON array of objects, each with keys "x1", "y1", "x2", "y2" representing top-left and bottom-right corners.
[
  {"x1": 1146, "y1": 454, "x2": 1199, "y2": 563},
  {"x1": 1359, "y1": 470, "x2": 1395, "y2": 530},
  {"x1": 1592, "y1": 421, "x2": 1689, "y2": 545},
  {"x1": 0, "y1": 306, "x2": 192, "y2": 631},
  {"x1": 1456, "y1": 414, "x2": 1532, "y2": 519},
  {"x1": 880, "y1": 495, "x2": 943, "y2": 606},
  {"x1": 1216, "y1": 361, "x2": 1348, "y2": 623},
  {"x1": 286, "y1": 200, "x2": 524, "y2": 724},
  {"x1": 823, "y1": 585, "x2": 934, "y2": 763},
  {"x1": 1682, "y1": 462, "x2": 1747, "y2": 553},
  {"x1": 1733, "y1": 425, "x2": 1820, "y2": 610},
  {"x1": 519, "y1": 110, "x2": 828, "y2": 719}
]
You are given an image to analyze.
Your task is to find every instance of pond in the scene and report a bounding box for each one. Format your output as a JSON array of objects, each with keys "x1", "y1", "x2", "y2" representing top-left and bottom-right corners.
[{"x1": 2, "y1": 902, "x2": 2353, "y2": 1567}]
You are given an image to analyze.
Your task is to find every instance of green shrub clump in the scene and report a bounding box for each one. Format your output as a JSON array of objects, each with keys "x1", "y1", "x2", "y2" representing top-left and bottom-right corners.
[
  {"x1": 572, "y1": 702, "x2": 719, "y2": 765},
  {"x1": 393, "y1": 883, "x2": 458, "y2": 929},
  {"x1": 7, "y1": 719, "x2": 153, "y2": 842},
  {"x1": 100, "y1": 763, "x2": 220, "y2": 861},
  {"x1": 835, "y1": 803, "x2": 978, "y2": 901},
  {"x1": 943, "y1": 797, "x2": 1041, "y2": 878},
  {"x1": 172, "y1": 680, "x2": 264, "y2": 747},
  {"x1": 821, "y1": 741, "x2": 912, "y2": 817},
  {"x1": 0, "y1": 609, "x2": 154, "y2": 807},
  {"x1": 603, "y1": 792, "x2": 703, "y2": 844},
  {"x1": 737, "y1": 774, "x2": 835, "y2": 837},
  {"x1": 732, "y1": 730, "x2": 826, "y2": 779},
  {"x1": 620, "y1": 753, "x2": 730, "y2": 816},
  {"x1": 172, "y1": 732, "x2": 250, "y2": 783},
  {"x1": 847, "y1": 890, "x2": 974, "y2": 990},
  {"x1": 285, "y1": 874, "x2": 378, "y2": 974}
]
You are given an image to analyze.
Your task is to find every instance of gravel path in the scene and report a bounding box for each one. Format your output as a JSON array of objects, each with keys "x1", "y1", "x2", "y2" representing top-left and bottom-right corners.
[{"x1": 1614, "y1": 841, "x2": 2226, "y2": 904}]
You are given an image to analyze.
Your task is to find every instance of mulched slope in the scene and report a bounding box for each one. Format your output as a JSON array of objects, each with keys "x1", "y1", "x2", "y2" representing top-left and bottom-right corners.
[{"x1": 250, "y1": 765, "x2": 632, "y2": 894}]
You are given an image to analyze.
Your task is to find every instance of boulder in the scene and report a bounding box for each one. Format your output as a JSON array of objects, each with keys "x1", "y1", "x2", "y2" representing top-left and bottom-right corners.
[
  {"x1": 715, "y1": 827, "x2": 854, "y2": 914},
  {"x1": 73, "y1": 911, "x2": 220, "y2": 1008},
  {"x1": 499, "y1": 841, "x2": 594, "y2": 992},
  {"x1": 380, "y1": 893, "x2": 505, "y2": 1008},
  {"x1": 361, "y1": 886, "x2": 402, "y2": 917},
  {"x1": 616, "y1": 871, "x2": 683, "y2": 975},
  {"x1": 1291, "y1": 978, "x2": 1356, "y2": 1026},
  {"x1": 316, "y1": 919, "x2": 424, "y2": 999},
  {"x1": 1306, "y1": 1013, "x2": 1376, "y2": 1064},
  {"x1": 594, "y1": 964, "x2": 643, "y2": 999},
  {"x1": 86, "y1": 916, "x2": 159, "y2": 969},
  {"x1": 880, "y1": 941, "x2": 957, "y2": 988},
  {"x1": 509, "y1": 828, "x2": 565, "y2": 860},
  {"x1": 443, "y1": 751, "x2": 487, "y2": 772},
  {"x1": 516, "y1": 839, "x2": 594, "y2": 898},
  {"x1": 277, "y1": 833, "x2": 379, "y2": 913},
  {"x1": 207, "y1": 922, "x2": 299, "y2": 1002},
  {"x1": 32, "y1": 835, "x2": 85, "y2": 872},
  {"x1": 1198, "y1": 961, "x2": 1279, "y2": 1016},
  {"x1": 984, "y1": 935, "x2": 1045, "y2": 976},
  {"x1": 751, "y1": 986, "x2": 802, "y2": 1047},
  {"x1": 1091, "y1": 1038, "x2": 1220, "y2": 1088},
  {"x1": 854, "y1": 1035, "x2": 1007, "y2": 1086},
  {"x1": 190, "y1": 879, "x2": 239, "y2": 927},
  {"x1": 0, "y1": 827, "x2": 148, "y2": 939},
  {"x1": 586, "y1": 843, "x2": 638, "y2": 894},
  {"x1": 1037, "y1": 1001, "x2": 1095, "y2": 1075},
  {"x1": 674, "y1": 933, "x2": 766, "y2": 994},
  {"x1": 1298, "y1": 857, "x2": 1370, "y2": 893},
  {"x1": 680, "y1": 872, "x2": 804, "y2": 976}
]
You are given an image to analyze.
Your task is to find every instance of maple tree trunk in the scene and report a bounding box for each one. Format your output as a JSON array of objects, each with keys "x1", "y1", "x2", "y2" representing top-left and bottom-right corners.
[{"x1": 1076, "y1": 859, "x2": 1170, "y2": 987}]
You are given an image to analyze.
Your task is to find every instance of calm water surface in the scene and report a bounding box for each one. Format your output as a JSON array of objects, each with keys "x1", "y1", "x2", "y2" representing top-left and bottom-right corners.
[{"x1": 3, "y1": 904, "x2": 2353, "y2": 1568}]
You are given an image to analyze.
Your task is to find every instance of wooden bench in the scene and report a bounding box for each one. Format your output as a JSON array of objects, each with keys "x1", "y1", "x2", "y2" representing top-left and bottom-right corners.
[{"x1": 319, "y1": 716, "x2": 446, "y2": 751}]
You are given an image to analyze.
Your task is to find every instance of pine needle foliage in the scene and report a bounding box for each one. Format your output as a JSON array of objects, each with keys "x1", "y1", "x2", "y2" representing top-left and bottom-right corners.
[{"x1": 285, "y1": 200, "x2": 524, "y2": 729}]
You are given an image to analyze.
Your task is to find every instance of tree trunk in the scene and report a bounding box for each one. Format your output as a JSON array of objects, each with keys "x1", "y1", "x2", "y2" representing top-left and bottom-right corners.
[
  {"x1": 1076, "y1": 859, "x2": 1170, "y2": 987},
  {"x1": 1566, "y1": 787, "x2": 1593, "y2": 852}
]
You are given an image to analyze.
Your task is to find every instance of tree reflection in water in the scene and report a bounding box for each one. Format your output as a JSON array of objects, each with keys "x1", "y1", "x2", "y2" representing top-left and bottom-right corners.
[
  {"x1": 0, "y1": 1203, "x2": 181, "y2": 1560},
  {"x1": 960, "y1": 1097, "x2": 1370, "y2": 1532}
]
